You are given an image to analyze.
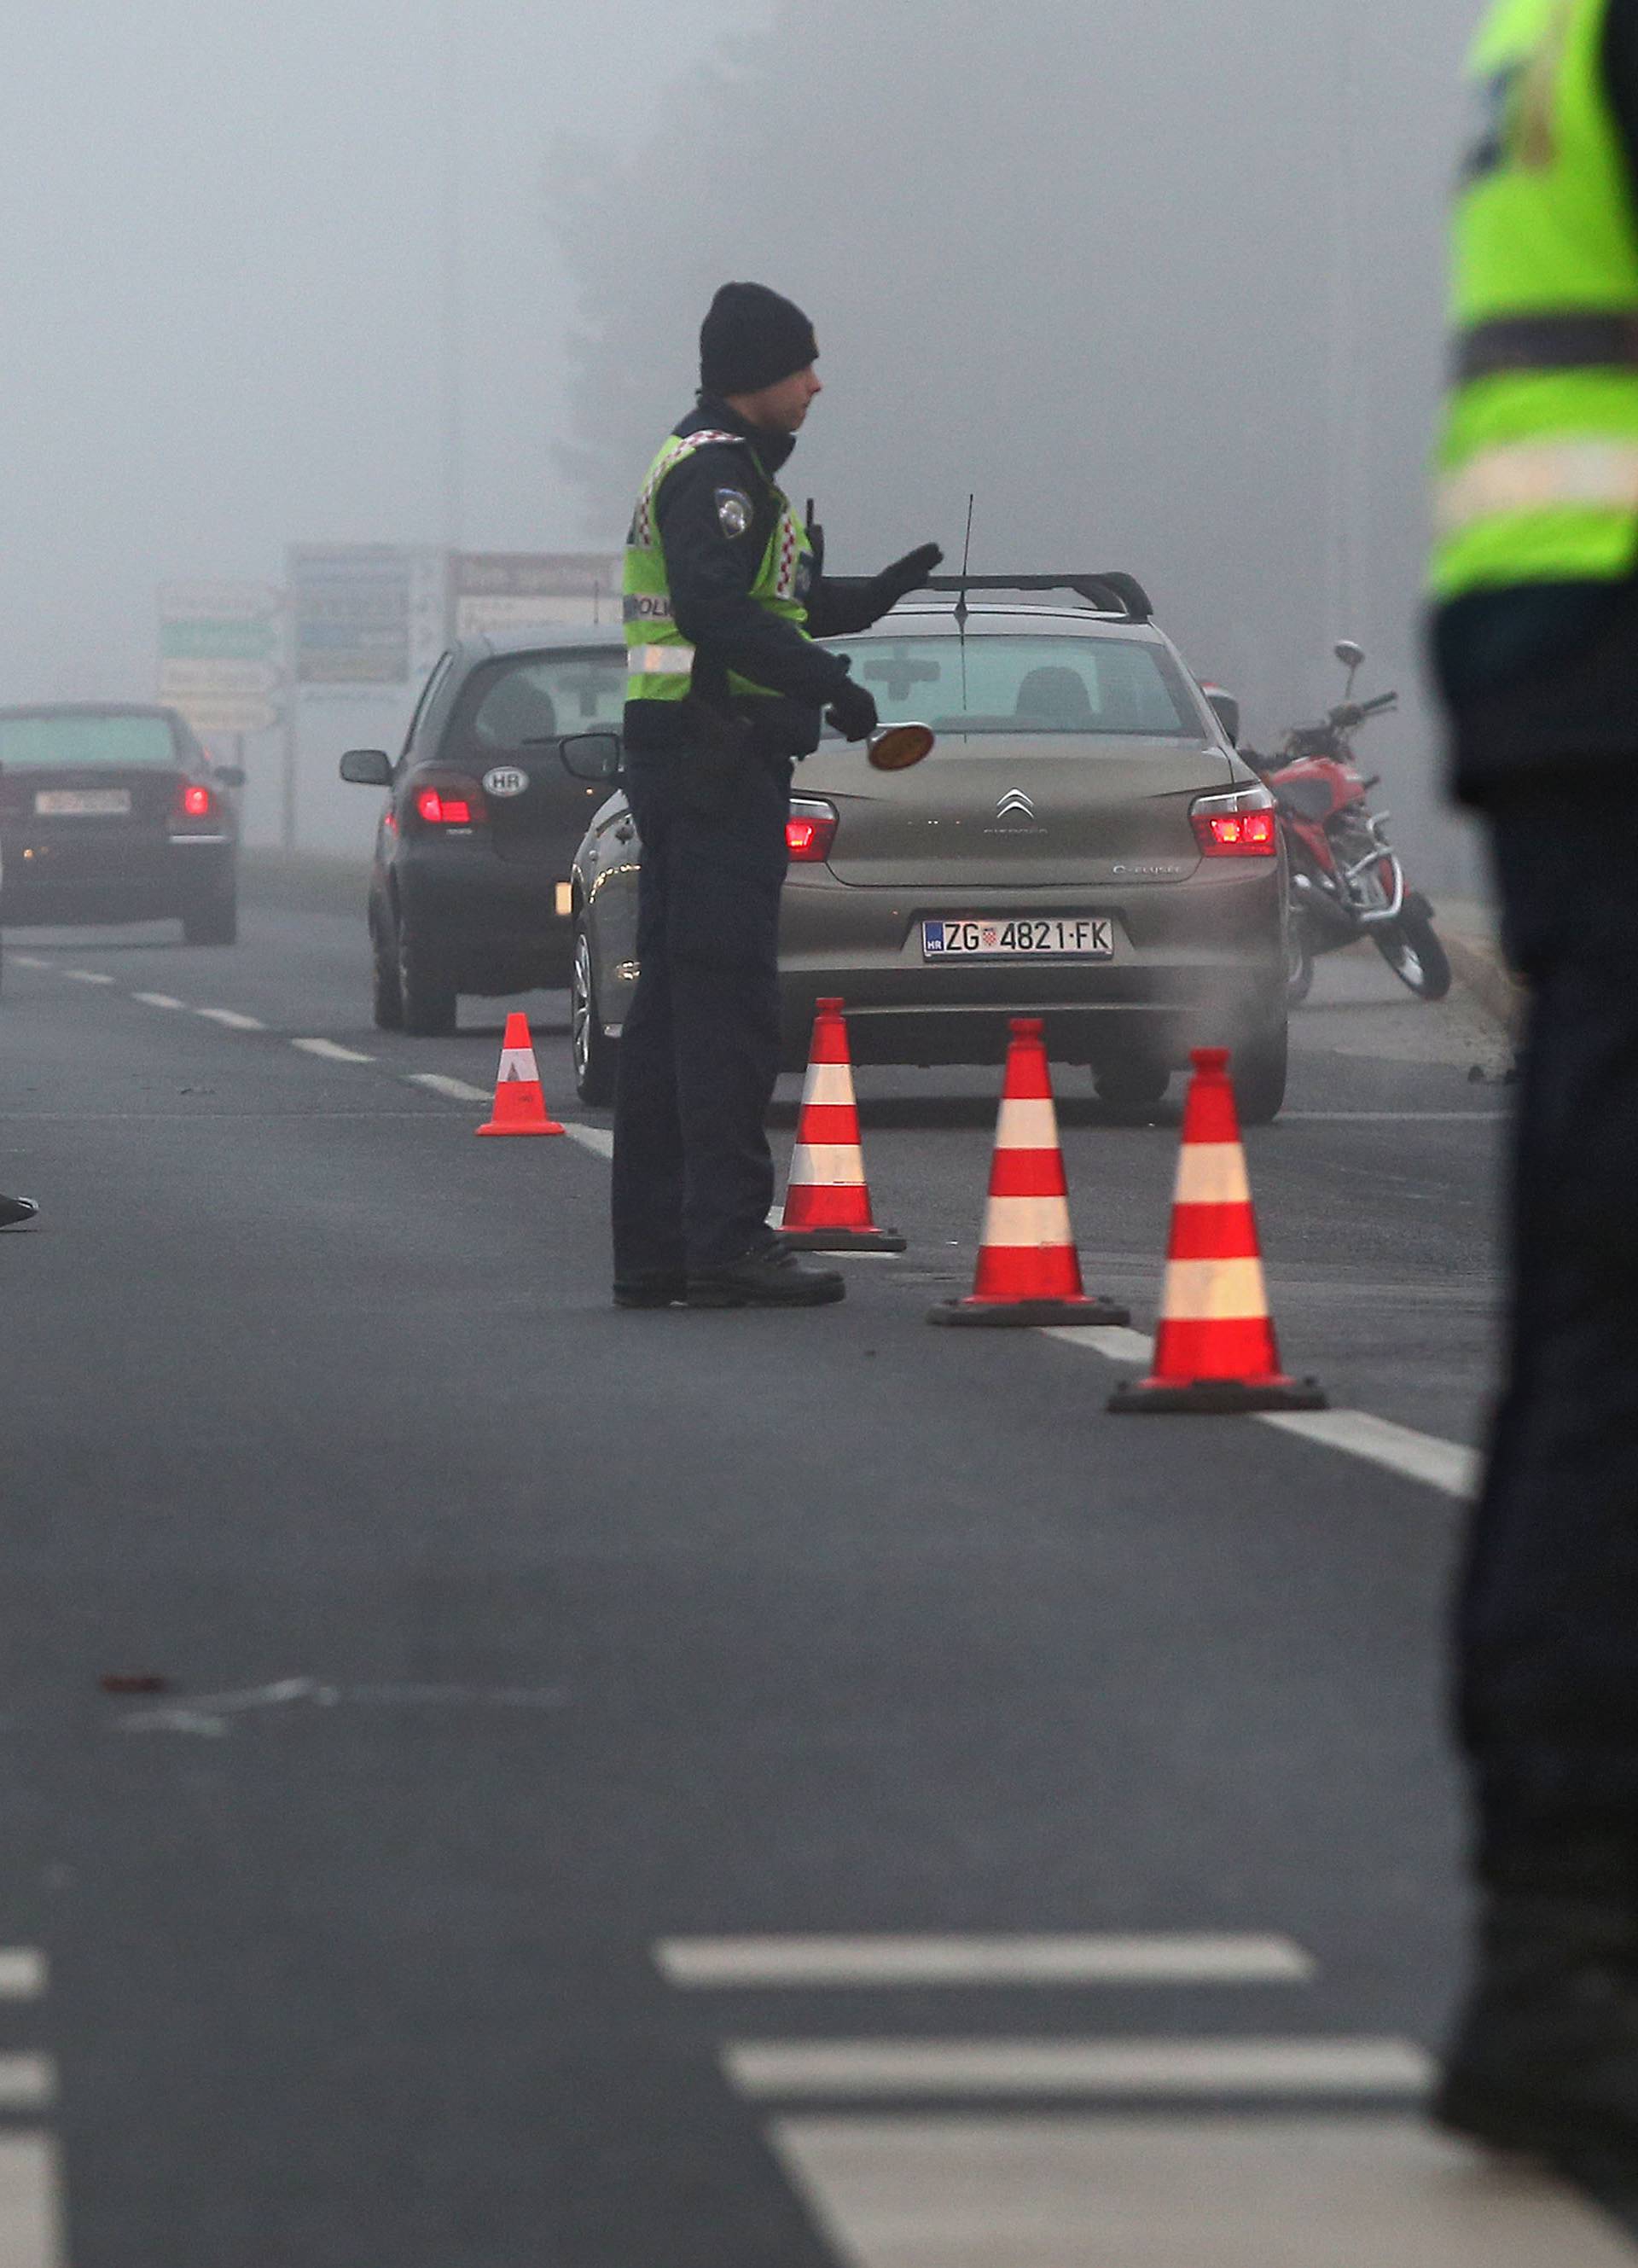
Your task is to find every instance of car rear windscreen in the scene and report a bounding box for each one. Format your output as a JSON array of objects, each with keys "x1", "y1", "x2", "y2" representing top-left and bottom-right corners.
[
  {"x1": 0, "y1": 715, "x2": 177, "y2": 769},
  {"x1": 821, "y1": 636, "x2": 1203, "y2": 737},
  {"x1": 453, "y1": 651, "x2": 628, "y2": 753}
]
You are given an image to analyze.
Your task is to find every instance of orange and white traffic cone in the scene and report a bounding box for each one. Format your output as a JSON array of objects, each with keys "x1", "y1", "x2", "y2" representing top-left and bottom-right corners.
[
  {"x1": 929, "y1": 1017, "x2": 1130, "y2": 1328},
  {"x1": 779, "y1": 997, "x2": 905, "y2": 1252},
  {"x1": 1109, "y1": 1046, "x2": 1324, "y2": 1412},
  {"x1": 476, "y1": 1011, "x2": 565, "y2": 1137}
]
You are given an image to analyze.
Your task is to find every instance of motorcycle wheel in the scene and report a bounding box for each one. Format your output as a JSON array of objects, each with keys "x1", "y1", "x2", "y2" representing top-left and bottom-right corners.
[
  {"x1": 1285, "y1": 913, "x2": 1315, "y2": 1008},
  {"x1": 1374, "y1": 908, "x2": 1451, "y2": 1003}
]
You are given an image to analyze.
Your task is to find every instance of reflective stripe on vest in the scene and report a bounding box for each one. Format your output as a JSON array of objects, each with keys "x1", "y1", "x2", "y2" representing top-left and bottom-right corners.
[
  {"x1": 624, "y1": 427, "x2": 815, "y2": 704},
  {"x1": 1431, "y1": 0, "x2": 1638, "y2": 601}
]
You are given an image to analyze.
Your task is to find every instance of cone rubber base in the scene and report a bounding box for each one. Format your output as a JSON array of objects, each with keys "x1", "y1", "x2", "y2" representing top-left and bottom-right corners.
[
  {"x1": 1108, "y1": 1375, "x2": 1328, "y2": 1415},
  {"x1": 781, "y1": 1225, "x2": 907, "y2": 1253},
  {"x1": 477, "y1": 1122, "x2": 565, "y2": 1137},
  {"x1": 929, "y1": 1295, "x2": 1132, "y2": 1329}
]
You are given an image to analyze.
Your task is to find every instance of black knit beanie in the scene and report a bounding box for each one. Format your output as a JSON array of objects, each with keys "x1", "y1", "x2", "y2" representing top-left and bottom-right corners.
[{"x1": 700, "y1": 282, "x2": 818, "y2": 397}]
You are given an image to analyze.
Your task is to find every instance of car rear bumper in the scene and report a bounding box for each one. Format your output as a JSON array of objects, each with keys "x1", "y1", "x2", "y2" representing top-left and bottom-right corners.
[
  {"x1": 774, "y1": 864, "x2": 1284, "y2": 1066},
  {"x1": 392, "y1": 841, "x2": 576, "y2": 986}
]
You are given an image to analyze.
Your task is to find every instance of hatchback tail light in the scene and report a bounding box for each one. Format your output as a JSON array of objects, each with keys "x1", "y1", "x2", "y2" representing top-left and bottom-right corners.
[
  {"x1": 1189, "y1": 784, "x2": 1278, "y2": 858},
  {"x1": 180, "y1": 782, "x2": 213, "y2": 819},
  {"x1": 787, "y1": 798, "x2": 838, "y2": 863},
  {"x1": 410, "y1": 772, "x2": 488, "y2": 830}
]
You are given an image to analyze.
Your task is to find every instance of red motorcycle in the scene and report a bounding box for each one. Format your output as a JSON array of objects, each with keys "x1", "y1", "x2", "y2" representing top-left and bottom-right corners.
[{"x1": 1245, "y1": 642, "x2": 1450, "y2": 1007}]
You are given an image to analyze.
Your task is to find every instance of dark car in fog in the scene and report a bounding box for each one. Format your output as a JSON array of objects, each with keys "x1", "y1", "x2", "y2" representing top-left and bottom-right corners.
[
  {"x1": 0, "y1": 704, "x2": 242, "y2": 964},
  {"x1": 338, "y1": 633, "x2": 628, "y2": 1035}
]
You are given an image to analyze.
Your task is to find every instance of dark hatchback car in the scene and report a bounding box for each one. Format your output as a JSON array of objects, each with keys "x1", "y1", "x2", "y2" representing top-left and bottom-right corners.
[
  {"x1": 340, "y1": 633, "x2": 625, "y2": 1034},
  {"x1": 0, "y1": 704, "x2": 243, "y2": 966}
]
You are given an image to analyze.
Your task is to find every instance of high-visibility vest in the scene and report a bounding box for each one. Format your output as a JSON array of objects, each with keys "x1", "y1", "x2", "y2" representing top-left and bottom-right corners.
[
  {"x1": 624, "y1": 428, "x2": 816, "y2": 703},
  {"x1": 1432, "y1": 0, "x2": 1638, "y2": 601}
]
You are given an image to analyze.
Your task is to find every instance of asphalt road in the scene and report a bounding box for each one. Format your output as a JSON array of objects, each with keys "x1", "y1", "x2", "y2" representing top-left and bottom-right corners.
[{"x1": 0, "y1": 868, "x2": 1625, "y2": 2266}]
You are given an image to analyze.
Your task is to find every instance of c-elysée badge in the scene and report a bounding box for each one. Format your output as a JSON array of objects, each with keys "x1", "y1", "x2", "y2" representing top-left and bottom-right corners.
[{"x1": 716, "y1": 487, "x2": 752, "y2": 538}]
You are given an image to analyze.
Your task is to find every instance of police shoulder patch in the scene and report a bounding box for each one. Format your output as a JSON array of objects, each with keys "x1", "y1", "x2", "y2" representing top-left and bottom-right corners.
[{"x1": 716, "y1": 487, "x2": 753, "y2": 539}]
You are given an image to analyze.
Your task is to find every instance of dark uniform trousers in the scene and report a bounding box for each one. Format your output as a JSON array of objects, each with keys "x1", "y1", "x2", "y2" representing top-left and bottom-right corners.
[
  {"x1": 1461, "y1": 762, "x2": 1638, "y2": 1842},
  {"x1": 610, "y1": 747, "x2": 793, "y2": 1276}
]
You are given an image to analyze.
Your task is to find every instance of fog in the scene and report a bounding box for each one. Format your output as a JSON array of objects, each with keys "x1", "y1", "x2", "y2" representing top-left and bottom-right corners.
[{"x1": 3, "y1": 0, "x2": 1483, "y2": 881}]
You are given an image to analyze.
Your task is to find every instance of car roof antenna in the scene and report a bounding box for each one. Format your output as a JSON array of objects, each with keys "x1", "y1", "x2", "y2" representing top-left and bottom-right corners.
[{"x1": 956, "y1": 493, "x2": 974, "y2": 714}]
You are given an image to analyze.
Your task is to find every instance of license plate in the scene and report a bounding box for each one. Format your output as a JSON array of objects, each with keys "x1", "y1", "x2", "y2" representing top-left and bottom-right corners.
[
  {"x1": 921, "y1": 916, "x2": 1115, "y2": 960},
  {"x1": 34, "y1": 789, "x2": 131, "y2": 817}
]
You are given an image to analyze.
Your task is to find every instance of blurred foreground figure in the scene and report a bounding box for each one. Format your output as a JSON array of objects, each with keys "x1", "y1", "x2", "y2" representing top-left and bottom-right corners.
[
  {"x1": 611, "y1": 282, "x2": 939, "y2": 1309},
  {"x1": 0, "y1": 1194, "x2": 37, "y2": 1228},
  {"x1": 1432, "y1": 0, "x2": 1638, "y2": 2171}
]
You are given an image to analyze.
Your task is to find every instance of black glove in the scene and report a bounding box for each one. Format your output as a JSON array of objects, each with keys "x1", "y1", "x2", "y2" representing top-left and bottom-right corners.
[
  {"x1": 872, "y1": 542, "x2": 944, "y2": 614},
  {"x1": 826, "y1": 675, "x2": 880, "y2": 744}
]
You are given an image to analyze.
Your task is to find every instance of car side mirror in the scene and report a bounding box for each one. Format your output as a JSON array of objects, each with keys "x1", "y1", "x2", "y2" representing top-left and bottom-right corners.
[
  {"x1": 558, "y1": 731, "x2": 622, "y2": 784},
  {"x1": 340, "y1": 748, "x2": 393, "y2": 788},
  {"x1": 212, "y1": 765, "x2": 247, "y2": 789},
  {"x1": 1203, "y1": 686, "x2": 1240, "y2": 746}
]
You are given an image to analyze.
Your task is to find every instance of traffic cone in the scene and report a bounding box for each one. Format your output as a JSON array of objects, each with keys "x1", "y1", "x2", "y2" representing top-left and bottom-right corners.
[
  {"x1": 476, "y1": 1012, "x2": 565, "y2": 1137},
  {"x1": 929, "y1": 1018, "x2": 1130, "y2": 1328},
  {"x1": 779, "y1": 998, "x2": 906, "y2": 1252},
  {"x1": 1109, "y1": 1047, "x2": 1325, "y2": 1412}
]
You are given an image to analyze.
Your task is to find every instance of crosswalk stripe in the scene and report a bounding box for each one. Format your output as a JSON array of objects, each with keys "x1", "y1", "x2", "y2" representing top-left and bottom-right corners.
[
  {"x1": 0, "y1": 2136, "x2": 67, "y2": 2268},
  {"x1": 725, "y1": 2037, "x2": 1434, "y2": 2099},
  {"x1": 0, "y1": 2059, "x2": 55, "y2": 2114},
  {"x1": 659, "y1": 1935, "x2": 1315, "y2": 1988},
  {"x1": 0, "y1": 1953, "x2": 46, "y2": 2001},
  {"x1": 770, "y1": 2115, "x2": 1638, "y2": 2267}
]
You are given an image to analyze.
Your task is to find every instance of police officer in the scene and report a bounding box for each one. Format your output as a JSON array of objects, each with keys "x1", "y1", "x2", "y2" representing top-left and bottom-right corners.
[
  {"x1": 1432, "y1": 0, "x2": 1638, "y2": 2168},
  {"x1": 611, "y1": 282, "x2": 940, "y2": 1309}
]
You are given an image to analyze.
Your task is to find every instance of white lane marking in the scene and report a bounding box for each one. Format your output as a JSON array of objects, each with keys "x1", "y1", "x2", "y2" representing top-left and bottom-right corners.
[
  {"x1": 658, "y1": 1935, "x2": 1316, "y2": 1988},
  {"x1": 9, "y1": 955, "x2": 48, "y2": 969},
  {"x1": 726, "y1": 2038, "x2": 1434, "y2": 2100},
  {"x1": 0, "y1": 2059, "x2": 55, "y2": 2113},
  {"x1": 131, "y1": 992, "x2": 185, "y2": 1009},
  {"x1": 64, "y1": 969, "x2": 115, "y2": 986},
  {"x1": 1262, "y1": 1409, "x2": 1481, "y2": 1500},
  {"x1": 564, "y1": 1122, "x2": 613, "y2": 1160},
  {"x1": 195, "y1": 1008, "x2": 264, "y2": 1031},
  {"x1": 0, "y1": 1951, "x2": 46, "y2": 2001},
  {"x1": 1042, "y1": 1326, "x2": 1477, "y2": 1501},
  {"x1": 406, "y1": 1073, "x2": 491, "y2": 1103},
  {"x1": 1042, "y1": 1324, "x2": 1154, "y2": 1364},
  {"x1": 772, "y1": 2116, "x2": 1638, "y2": 2268},
  {"x1": 1281, "y1": 1111, "x2": 1507, "y2": 1124},
  {"x1": 291, "y1": 1038, "x2": 375, "y2": 1064},
  {"x1": 0, "y1": 2134, "x2": 67, "y2": 2268}
]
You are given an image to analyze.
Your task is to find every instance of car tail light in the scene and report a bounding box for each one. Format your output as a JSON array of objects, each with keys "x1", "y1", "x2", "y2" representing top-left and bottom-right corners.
[
  {"x1": 410, "y1": 773, "x2": 488, "y2": 829},
  {"x1": 787, "y1": 799, "x2": 838, "y2": 863},
  {"x1": 1190, "y1": 785, "x2": 1278, "y2": 858},
  {"x1": 180, "y1": 782, "x2": 213, "y2": 818}
]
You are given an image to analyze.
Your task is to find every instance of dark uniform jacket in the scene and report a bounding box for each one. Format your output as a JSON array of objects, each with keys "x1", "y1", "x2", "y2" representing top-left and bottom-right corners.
[
  {"x1": 1436, "y1": 0, "x2": 1638, "y2": 800},
  {"x1": 623, "y1": 397, "x2": 890, "y2": 762}
]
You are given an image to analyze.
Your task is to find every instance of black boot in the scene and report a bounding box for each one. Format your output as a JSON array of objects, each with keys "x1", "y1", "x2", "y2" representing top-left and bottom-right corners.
[
  {"x1": 687, "y1": 1245, "x2": 845, "y2": 1308},
  {"x1": 0, "y1": 1194, "x2": 38, "y2": 1230},
  {"x1": 1438, "y1": 1830, "x2": 1638, "y2": 2168}
]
